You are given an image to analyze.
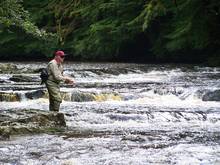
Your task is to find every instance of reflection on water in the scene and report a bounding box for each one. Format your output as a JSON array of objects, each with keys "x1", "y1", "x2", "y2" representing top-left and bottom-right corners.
[{"x1": 0, "y1": 62, "x2": 220, "y2": 164}]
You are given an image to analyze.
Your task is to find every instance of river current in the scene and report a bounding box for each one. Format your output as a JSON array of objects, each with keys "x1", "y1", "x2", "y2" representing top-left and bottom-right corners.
[{"x1": 0, "y1": 62, "x2": 220, "y2": 165}]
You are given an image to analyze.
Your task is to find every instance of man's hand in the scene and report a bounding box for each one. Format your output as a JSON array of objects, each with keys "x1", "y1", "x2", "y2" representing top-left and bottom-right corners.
[{"x1": 65, "y1": 77, "x2": 74, "y2": 85}]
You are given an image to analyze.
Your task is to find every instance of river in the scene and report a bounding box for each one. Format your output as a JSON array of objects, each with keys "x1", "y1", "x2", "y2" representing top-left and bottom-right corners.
[{"x1": 0, "y1": 62, "x2": 220, "y2": 165}]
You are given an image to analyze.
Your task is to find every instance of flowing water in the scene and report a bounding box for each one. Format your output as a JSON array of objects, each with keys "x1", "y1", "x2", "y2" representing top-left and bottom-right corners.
[{"x1": 0, "y1": 62, "x2": 220, "y2": 165}]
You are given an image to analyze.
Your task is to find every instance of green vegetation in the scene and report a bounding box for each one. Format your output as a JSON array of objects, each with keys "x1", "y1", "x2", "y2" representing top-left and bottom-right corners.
[
  {"x1": 0, "y1": 0, "x2": 219, "y2": 65},
  {"x1": 0, "y1": 0, "x2": 55, "y2": 59}
]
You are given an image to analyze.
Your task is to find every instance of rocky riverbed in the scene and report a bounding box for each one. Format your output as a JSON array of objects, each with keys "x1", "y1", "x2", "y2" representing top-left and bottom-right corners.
[{"x1": 0, "y1": 62, "x2": 220, "y2": 164}]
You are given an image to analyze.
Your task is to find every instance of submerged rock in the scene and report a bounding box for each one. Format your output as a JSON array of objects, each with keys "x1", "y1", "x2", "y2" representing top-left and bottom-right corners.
[
  {"x1": 25, "y1": 90, "x2": 46, "y2": 99},
  {"x1": 0, "y1": 109, "x2": 66, "y2": 140},
  {"x1": 0, "y1": 78, "x2": 6, "y2": 83},
  {"x1": 9, "y1": 75, "x2": 35, "y2": 82},
  {"x1": 121, "y1": 135, "x2": 146, "y2": 142},
  {"x1": 202, "y1": 90, "x2": 220, "y2": 101}
]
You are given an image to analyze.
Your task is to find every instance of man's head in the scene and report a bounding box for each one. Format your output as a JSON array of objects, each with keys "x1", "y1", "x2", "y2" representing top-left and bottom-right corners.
[{"x1": 54, "y1": 50, "x2": 67, "y2": 63}]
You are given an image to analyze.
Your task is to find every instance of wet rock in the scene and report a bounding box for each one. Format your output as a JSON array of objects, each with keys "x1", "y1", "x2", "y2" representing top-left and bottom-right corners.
[
  {"x1": 71, "y1": 91, "x2": 94, "y2": 102},
  {"x1": 140, "y1": 143, "x2": 171, "y2": 149},
  {"x1": 9, "y1": 75, "x2": 34, "y2": 82},
  {"x1": 0, "y1": 78, "x2": 6, "y2": 83},
  {"x1": 202, "y1": 90, "x2": 220, "y2": 101},
  {"x1": 0, "y1": 92, "x2": 20, "y2": 102},
  {"x1": 0, "y1": 63, "x2": 18, "y2": 74},
  {"x1": 121, "y1": 135, "x2": 145, "y2": 142},
  {"x1": 154, "y1": 87, "x2": 184, "y2": 96},
  {"x1": 25, "y1": 90, "x2": 46, "y2": 99},
  {"x1": 68, "y1": 91, "x2": 122, "y2": 102},
  {"x1": 0, "y1": 63, "x2": 38, "y2": 74},
  {"x1": 44, "y1": 91, "x2": 92, "y2": 102},
  {"x1": 0, "y1": 131, "x2": 10, "y2": 140},
  {"x1": 107, "y1": 114, "x2": 142, "y2": 121},
  {"x1": 0, "y1": 109, "x2": 66, "y2": 139},
  {"x1": 27, "y1": 151, "x2": 43, "y2": 158},
  {"x1": 0, "y1": 86, "x2": 44, "y2": 91},
  {"x1": 194, "y1": 89, "x2": 208, "y2": 99}
]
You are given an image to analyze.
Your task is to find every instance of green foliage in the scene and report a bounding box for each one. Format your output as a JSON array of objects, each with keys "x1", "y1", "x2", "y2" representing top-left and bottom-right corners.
[
  {"x1": 0, "y1": 0, "x2": 50, "y2": 38},
  {"x1": 0, "y1": 0, "x2": 56, "y2": 58},
  {"x1": 46, "y1": 0, "x2": 148, "y2": 60},
  {"x1": 0, "y1": 0, "x2": 220, "y2": 65},
  {"x1": 0, "y1": 0, "x2": 27, "y2": 27},
  {"x1": 147, "y1": 0, "x2": 220, "y2": 63},
  {"x1": 140, "y1": 0, "x2": 167, "y2": 30},
  {"x1": 164, "y1": 0, "x2": 209, "y2": 50}
]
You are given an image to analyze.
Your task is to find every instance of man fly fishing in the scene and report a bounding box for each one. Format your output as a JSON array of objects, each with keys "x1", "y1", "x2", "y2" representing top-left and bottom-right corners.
[{"x1": 45, "y1": 50, "x2": 74, "y2": 112}]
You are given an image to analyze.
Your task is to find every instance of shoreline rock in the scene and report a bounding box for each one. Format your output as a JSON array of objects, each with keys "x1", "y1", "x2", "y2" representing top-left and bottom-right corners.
[{"x1": 0, "y1": 109, "x2": 66, "y2": 140}]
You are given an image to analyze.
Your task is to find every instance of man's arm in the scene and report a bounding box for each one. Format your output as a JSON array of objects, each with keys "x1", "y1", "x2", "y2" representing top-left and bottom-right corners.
[{"x1": 49, "y1": 61, "x2": 74, "y2": 85}]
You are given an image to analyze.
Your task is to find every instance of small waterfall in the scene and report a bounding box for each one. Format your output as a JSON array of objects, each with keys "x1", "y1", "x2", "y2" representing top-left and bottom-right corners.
[
  {"x1": 18, "y1": 92, "x2": 27, "y2": 101},
  {"x1": 0, "y1": 90, "x2": 122, "y2": 102},
  {"x1": 68, "y1": 91, "x2": 122, "y2": 102},
  {"x1": 93, "y1": 93, "x2": 122, "y2": 102},
  {"x1": 0, "y1": 92, "x2": 20, "y2": 102}
]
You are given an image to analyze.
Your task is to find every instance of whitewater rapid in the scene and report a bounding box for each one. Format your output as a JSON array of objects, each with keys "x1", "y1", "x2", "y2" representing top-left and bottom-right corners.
[{"x1": 0, "y1": 62, "x2": 220, "y2": 165}]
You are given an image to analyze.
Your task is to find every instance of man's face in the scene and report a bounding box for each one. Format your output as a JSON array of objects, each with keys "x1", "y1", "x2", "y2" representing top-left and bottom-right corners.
[{"x1": 59, "y1": 55, "x2": 65, "y2": 62}]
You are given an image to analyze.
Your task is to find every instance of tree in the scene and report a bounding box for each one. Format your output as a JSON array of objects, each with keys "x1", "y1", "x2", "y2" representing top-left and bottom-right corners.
[
  {"x1": 0, "y1": 0, "x2": 219, "y2": 65},
  {"x1": 0, "y1": 0, "x2": 56, "y2": 58}
]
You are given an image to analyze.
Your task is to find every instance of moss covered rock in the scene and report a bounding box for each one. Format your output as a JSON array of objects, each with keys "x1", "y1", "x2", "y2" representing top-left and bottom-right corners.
[{"x1": 0, "y1": 109, "x2": 66, "y2": 140}]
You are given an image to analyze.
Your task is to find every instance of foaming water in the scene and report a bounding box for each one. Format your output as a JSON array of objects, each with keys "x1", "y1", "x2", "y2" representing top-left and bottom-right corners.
[
  {"x1": 128, "y1": 91, "x2": 220, "y2": 108},
  {"x1": 0, "y1": 62, "x2": 220, "y2": 164}
]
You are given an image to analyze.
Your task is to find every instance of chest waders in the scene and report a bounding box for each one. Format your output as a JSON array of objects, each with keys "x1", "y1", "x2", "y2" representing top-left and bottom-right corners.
[{"x1": 46, "y1": 80, "x2": 62, "y2": 112}]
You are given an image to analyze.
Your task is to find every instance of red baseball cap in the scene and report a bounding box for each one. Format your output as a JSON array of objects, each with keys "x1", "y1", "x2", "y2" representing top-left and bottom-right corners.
[{"x1": 55, "y1": 50, "x2": 67, "y2": 57}]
